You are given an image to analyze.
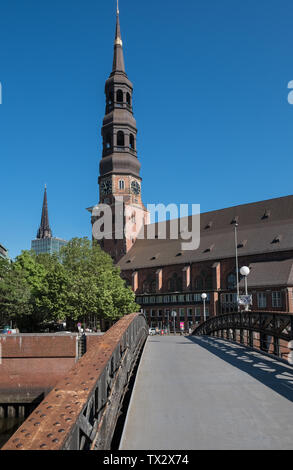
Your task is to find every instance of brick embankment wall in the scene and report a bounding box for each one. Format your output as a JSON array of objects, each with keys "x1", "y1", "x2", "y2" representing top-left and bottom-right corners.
[{"x1": 0, "y1": 333, "x2": 103, "y2": 403}]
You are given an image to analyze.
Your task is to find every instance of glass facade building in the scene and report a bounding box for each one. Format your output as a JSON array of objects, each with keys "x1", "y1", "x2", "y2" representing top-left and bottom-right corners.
[
  {"x1": 0, "y1": 243, "x2": 9, "y2": 260},
  {"x1": 31, "y1": 237, "x2": 67, "y2": 255}
]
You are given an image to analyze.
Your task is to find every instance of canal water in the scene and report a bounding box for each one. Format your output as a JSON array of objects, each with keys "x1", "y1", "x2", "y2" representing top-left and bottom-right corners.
[{"x1": 0, "y1": 417, "x2": 25, "y2": 448}]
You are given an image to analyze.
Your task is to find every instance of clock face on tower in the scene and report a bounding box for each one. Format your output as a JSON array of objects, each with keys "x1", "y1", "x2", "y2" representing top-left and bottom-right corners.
[
  {"x1": 100, "y1": 178, "x2": 112, "y2": 195},
  {"x1": 131, "y1": 180, "x2": 141, "y2": 195}
]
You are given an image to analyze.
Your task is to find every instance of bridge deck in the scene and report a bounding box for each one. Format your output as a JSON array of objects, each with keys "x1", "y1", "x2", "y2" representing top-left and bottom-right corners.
[{"x1": 119, "y1": 335, "x2": 293, "y2": 450}]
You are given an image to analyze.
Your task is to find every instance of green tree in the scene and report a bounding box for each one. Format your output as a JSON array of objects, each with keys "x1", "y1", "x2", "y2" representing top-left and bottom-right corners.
[
  {"x1": 0, "y1": 258, "x2": 32, "y2": 326},
  {"x1": 36, "y1": 260, "x2": 72, "y2": 324},
  {"x1": 59, "y1": 238, "x2": 139, "y2": 327},
  {"x1": 0, "y1": 238, "x2": 139, "y2": 331}
]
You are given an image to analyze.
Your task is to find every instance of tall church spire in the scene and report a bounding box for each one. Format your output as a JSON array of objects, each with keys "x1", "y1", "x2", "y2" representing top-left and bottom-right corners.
[
  {"x1": 92, "y1": 3, "x2": 149, "y2": 264},
  {"x1": 37, "y1": 185, "x2": 52, "y2": 239},
  {"x1": 112, "y1": 1, "x2": 125, "y2": 74},
  {"x1": 100, "y1": 3, "x2": 140, "y2": 180}
]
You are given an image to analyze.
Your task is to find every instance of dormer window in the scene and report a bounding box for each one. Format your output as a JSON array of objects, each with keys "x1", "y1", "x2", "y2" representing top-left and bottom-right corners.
[
  {"x1": 150, "y1": 253, "x2": 160, "y2": 261},
  {"x1": 237, "y1": 240, "x2": 247, "y2": 249},
  {"x1": 262, "y1": 209, "x2": 271, "y2": 220},
  {"x1": 203, "y1": 244, "x2": 215, "y2": 253},
  {"x1": 272, "y1": 235, "x2": 282, "y2": 244}
]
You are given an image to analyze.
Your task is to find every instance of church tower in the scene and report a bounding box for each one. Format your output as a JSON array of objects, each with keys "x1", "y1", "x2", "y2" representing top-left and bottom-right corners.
[
  {"x1": 91, "y1": 3, "x2": 149, "y2": 263},
  {"x1": 31, "y1": 186, "x2": 68, "y2": 255},
  {"x1": 36, "y1": 185, "x2": 52, "y2": 239}
]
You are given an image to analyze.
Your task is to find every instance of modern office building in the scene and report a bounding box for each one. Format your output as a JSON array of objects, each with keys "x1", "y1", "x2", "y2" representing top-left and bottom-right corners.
[
  {"x1": 0, "y1": 243, "x2": 9, "y2": 260},
  {"x1": 31, "y1": 186, "x2": 67, "y2": 255}
]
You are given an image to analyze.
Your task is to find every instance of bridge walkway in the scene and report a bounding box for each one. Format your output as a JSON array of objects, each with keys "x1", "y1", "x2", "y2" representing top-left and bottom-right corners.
[{"x1": 119, "y1": 335, "x2": 293, "y2": 450}]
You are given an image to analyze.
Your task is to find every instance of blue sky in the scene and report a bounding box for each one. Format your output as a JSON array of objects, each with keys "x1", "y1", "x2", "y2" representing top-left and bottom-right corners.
[{"x1": 0, "y1": 0, "x2": 292, "y2": 259}]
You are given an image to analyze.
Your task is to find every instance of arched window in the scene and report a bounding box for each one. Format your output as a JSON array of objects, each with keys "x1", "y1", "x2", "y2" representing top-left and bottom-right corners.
[
  {"x1": 176, "y1": 276, "x2": 182, "y2": 291},
  {"x1": 119, "y1": 180, "x2": 125, "y2": 190},
  {"x1": 227, "y1": 273, "x2": 237, "y2": 290},
  {"x1": 168, "y1": 273, "x2": 182, "y2": 292},
  {"x1": 194, "y1": 276, "x2": 203, "y2": 291},
  {"x1": 143, "y1": 280, "x2": 149, "y2": 293},
  {"x1": 105, "y1": 134, "x2": 112, "y2": 149},
  {"x1": 117, "y1": 89, "x2": 123, "y2": 103},
  {"x1": 129, "y1": 134, "x2": 135, "y2": 150},
  {"x1": 150, "y1": 280, "x2": 156, "y2": 293},
  {"x1": 117, "y1": 131, "x2": 125, "y2": 147},
  {"x1": 205, "y1": 275, "x2": 213, "y2": 290},
  {"x1": 126, "y1": 92, "x2": 131, "y2": 105},
  {"x1": 167, "y1": 278, "x2": 175, "y2": 292}
]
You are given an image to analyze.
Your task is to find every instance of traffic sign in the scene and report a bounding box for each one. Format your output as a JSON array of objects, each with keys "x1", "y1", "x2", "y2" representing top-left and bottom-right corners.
[{"x1": 238, "y1": 295, "x2": 252, "y2": 306}]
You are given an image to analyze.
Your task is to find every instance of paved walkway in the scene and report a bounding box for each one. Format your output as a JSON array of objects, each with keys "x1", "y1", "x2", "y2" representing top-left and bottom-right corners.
[{"x1": 119, "y1": 335, "x2": 293, "y2": 450}]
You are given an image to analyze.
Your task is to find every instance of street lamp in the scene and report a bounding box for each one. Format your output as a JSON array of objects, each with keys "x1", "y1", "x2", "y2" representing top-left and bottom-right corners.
[
  {"x1": 201, "y1": 293, "x2": 207, "y2": 322},
  {"x1": 234, "y1": 223, "x2": 240, "y2": 310},
  {"x1": 240, "y1": 266, "x2": 250, "y2": 311},
  {"x1": 171, "y1": 311, "x2": 177, "y2": 335},
  {"x1": 167, "y1": 310, "x2": 170, "y2": 335}
]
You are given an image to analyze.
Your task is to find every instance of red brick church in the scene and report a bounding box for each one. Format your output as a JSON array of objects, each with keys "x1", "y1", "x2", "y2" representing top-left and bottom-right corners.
[{"x1": 89, "y1": 7, "x2": 293, "y2": 331}]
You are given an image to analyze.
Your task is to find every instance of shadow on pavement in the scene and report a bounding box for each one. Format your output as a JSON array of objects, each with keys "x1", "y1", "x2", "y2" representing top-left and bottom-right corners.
[{"x1": 187, "y1": 335, "x2": 293, "y2": 403}]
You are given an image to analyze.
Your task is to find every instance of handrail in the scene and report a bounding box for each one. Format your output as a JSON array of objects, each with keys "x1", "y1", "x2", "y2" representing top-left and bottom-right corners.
[
  {"x1": 192, "y1": 311, "x2": 293, "y2": 362},
  {"x1": 2, "y1": 313, "x2": 148, "y2": 451},
  {"x1": 192, "y1": 311, "x2": 293, "y2": 342}
]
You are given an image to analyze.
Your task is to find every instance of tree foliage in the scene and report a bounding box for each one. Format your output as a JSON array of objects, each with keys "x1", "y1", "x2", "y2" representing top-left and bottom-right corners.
[{"x1": 0, "y1": 238, "x2": 138, "y2": 331}]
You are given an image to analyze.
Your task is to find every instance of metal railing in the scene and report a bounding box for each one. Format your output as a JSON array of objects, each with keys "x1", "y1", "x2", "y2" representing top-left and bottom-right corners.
[
  {"x1": 2, "y1": 313, "x2": 148, "y2": 451},
  {"x1": 192, "y1": 311, "x2": 293, "y2": 362}
]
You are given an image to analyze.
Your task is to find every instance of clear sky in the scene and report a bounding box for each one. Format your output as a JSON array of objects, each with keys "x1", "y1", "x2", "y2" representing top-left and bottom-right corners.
[{"x1": 0, "y1": 0, "x2": 292, "y2": 260}]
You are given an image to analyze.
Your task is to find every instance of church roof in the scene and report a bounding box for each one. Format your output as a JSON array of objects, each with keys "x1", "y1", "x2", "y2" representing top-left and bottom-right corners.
[
  {"x1": 117, "y1": 195, "x2": 293, "y2": 270},
  {"x1": 238, "y1": 259, "x2": 293, "y2": 288}
]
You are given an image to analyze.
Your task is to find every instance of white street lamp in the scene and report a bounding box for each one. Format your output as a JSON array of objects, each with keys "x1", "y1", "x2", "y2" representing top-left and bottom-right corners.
[
  {"x1": 171, "y1": 311, "x2": 177, "y2": 335},
  {"x1": 234, "y1": 223, "x2": 240, "y2": 310},
  {"x1": 201, "y1": 293, "x2": 207, "y2": 322},
  {"x1": 240, "y1": 266, "x2": 250, "y2": 311}
]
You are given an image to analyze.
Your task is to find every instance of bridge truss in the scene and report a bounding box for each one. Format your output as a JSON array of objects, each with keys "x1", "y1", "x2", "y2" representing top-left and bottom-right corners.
[{"x1": 192, "y1": 311, "x2": 293, "y2": 360}]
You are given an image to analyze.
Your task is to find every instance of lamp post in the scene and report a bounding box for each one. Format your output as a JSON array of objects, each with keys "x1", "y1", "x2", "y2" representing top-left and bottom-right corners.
[
  {"x1": 234, "y1": 223, "x2": 240, "y2": 309},
  {"x1": 201, "y1": 293, "x2": 207, "y2": 322},
  {"x1": 240, "y1": 266, "x2": 250, "y2": 311},
  {"x1": 171, "y1": 311, "x2": 177, "y2": 335}
]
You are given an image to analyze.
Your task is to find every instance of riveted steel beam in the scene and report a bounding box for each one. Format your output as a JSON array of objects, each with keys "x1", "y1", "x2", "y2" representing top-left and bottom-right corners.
[{"x1": 2, "y1": 313, "x2": 148, "y2": 451}]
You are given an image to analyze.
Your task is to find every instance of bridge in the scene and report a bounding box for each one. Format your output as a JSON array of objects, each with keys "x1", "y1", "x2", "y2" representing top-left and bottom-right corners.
[{"x1": 2, "y1": 311, "x2": 293, "y2": 450}]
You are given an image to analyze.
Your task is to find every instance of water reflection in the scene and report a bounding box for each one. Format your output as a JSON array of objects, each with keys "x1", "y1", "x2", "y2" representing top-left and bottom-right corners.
[{"x1": 0, "y1": 417, "x2": 25, "y2": 448}]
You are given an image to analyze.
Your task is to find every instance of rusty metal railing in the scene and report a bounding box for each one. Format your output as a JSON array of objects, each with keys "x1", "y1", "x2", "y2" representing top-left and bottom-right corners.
[{"x1": 2, "y1": 312, "x2": 148, "y2": 450}]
